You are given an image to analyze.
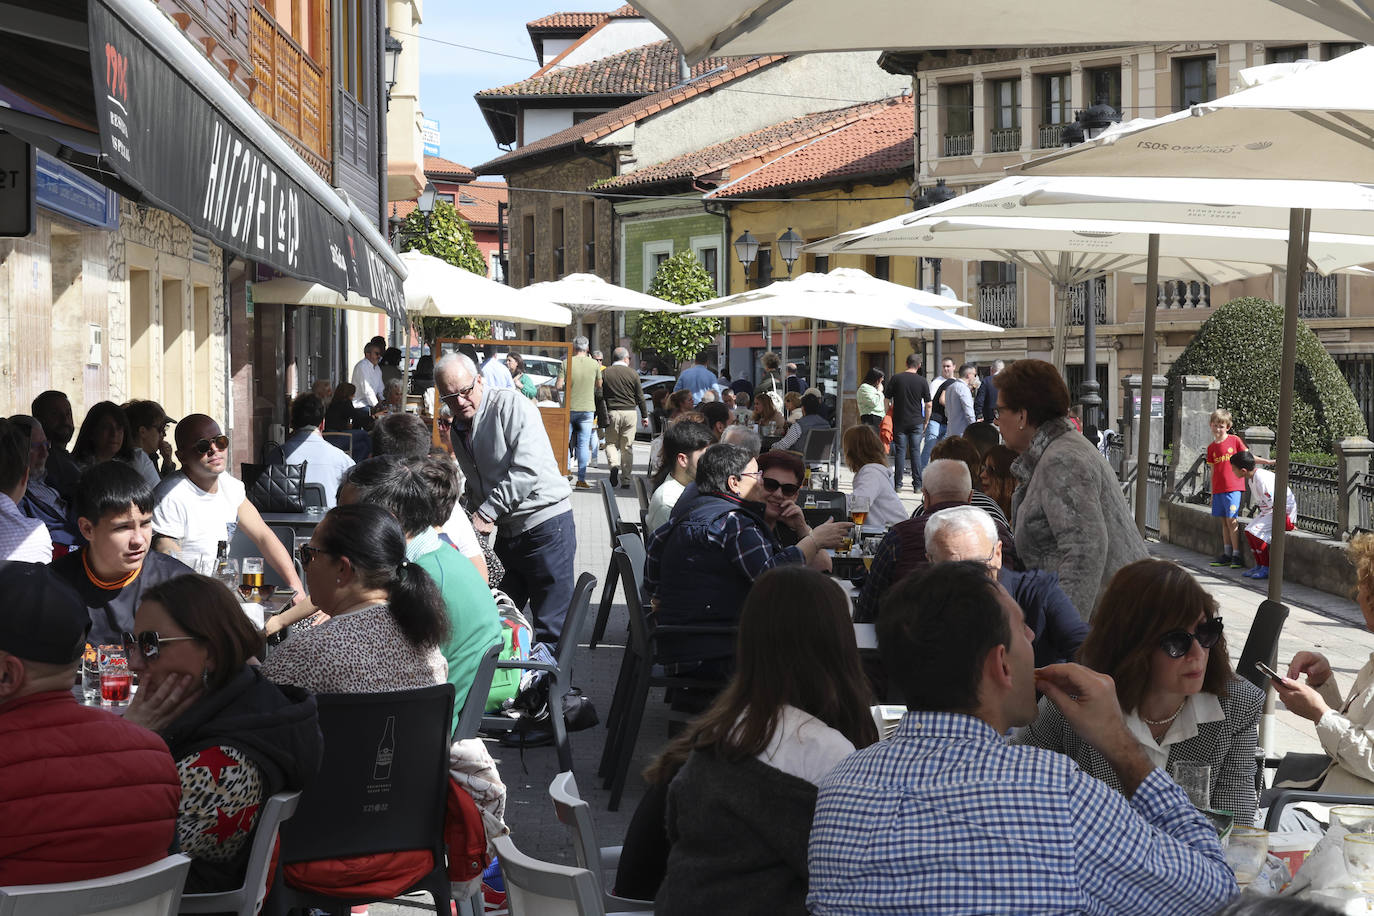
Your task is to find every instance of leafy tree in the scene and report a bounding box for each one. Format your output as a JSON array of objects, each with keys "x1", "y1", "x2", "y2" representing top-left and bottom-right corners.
[
  {"x1": 398, "y1": 199, "x2": 492, "y2": 344},
  {"x1": 633, "y1": 250, "x2": 721, "y2": 368},
  {"x1": 1165, "y1": 295, "x2": 1366, "y2": 452}
]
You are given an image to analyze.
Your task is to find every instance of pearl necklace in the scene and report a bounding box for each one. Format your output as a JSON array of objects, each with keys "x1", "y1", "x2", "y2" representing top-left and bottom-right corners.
[{"x1": 1142, "y1": 698, "x2": 1188, "y2": 727}]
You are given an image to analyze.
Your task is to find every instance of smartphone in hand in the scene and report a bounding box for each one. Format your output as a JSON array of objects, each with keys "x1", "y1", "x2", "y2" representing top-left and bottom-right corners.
[{"x1": 1254, "y1": 660, "x2": 1289, "y2": 685}]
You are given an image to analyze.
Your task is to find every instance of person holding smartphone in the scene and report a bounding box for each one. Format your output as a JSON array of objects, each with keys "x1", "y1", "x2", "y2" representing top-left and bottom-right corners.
[{"x1": 1271, "y1": 532, "x2": 1374, "y2": 795}]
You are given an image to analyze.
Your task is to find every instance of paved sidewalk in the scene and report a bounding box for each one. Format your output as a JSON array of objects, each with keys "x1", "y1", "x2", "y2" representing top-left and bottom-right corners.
[{"x1": 370, "y1": 447, "x2": 1372, "y2": 913}]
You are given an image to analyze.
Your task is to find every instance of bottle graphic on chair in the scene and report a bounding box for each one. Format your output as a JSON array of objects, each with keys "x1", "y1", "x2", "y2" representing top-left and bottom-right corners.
[{"x1": 374, "y1": 716, "x2": 396, "y2": 781}]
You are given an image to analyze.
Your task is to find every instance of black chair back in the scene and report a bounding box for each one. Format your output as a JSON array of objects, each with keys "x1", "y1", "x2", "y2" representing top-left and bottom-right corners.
[
  {"x1": 800, "y1": 489, "x2": 847, "y2": 529},
  {"x1": 302, "y1": 482, "x2": 327, "y2": 509},
  {"x1": 1238, "y1": 599, "x2": 1290, "y2": 692},
  {"x1": 800, "y1": 426, "x2": 837, "y2": 465},
  {"x1": 228, "y1": 525, "x2": 298, "y2": 589},
  {"x1": 279, "y1": 684, "x2": 454, "y2": 863}
]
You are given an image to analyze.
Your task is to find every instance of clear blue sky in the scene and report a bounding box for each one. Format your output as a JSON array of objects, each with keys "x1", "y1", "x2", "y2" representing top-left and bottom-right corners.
[{"x1": 413, "y1": 2, "x2": 573, "y2": 173}]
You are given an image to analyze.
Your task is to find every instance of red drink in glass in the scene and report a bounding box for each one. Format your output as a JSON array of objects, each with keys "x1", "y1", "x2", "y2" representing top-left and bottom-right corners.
[{"x1": 101, "y1": 672, "x2": 131, "y2": 703}]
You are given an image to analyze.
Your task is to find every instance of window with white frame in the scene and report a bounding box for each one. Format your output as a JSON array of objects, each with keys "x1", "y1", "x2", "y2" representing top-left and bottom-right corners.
[
  {"x1": 691, "y1": 235, "x2": 722, "y2": 294},
  {"x1": 643, "y1": 240, "x2": 673, "y2": 292}
]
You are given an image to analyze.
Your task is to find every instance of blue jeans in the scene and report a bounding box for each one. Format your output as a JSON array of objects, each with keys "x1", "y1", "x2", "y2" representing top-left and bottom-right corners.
[
  {"x1": 918, "y1": 419, "x2": 945, "y2": 477},
  {"x1": 891, "y1": 426, "x2": 923, "y2": 490},
  {"x1": 494, "y1": 510, "x2": 577, "y2": 645},
  {"x1": 570, "y1": 410, "x2": 594, "y2": 482}
]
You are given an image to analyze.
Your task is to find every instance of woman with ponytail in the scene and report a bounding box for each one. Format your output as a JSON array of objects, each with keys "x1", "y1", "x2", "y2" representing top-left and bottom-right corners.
[{"x1": 261, "y1": 503, "x2": 451, "y2": 692}]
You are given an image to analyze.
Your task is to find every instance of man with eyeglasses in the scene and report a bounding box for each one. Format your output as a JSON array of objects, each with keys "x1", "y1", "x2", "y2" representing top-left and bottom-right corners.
[
  {"x1": 150, "y1": 415, "x2": 303, "y2": 596},
  {"x1": 853, "y1": 459, "x2": 1019, "y2": 625},
  {"x1": 0, "y1": 561, "x2": 181, "y2": 886},
  {"x1": 925, "y1": 505, "x2": 1085, "y2": 670},
  {"x1": 51, "y1": 461, "x2": 193, "y2": 645},
  {"x1": 644, "y1": 443, "x2": 850, "y2": 685},
  {"x1": 808, "y1": 562, "x2": 1236, "y2": 916},
  {"x1": 436, "y1": 353, "x2": 574, "y2": 645},
  {"x1": 9, "y1": 415, "x2": 81, "y2": 554},
  {"x1": 0, "y1": 417, "x2": 51, "y2": 563},
  {"x1": 349, "y1": 340, "x2": 385, "y2": 412}
]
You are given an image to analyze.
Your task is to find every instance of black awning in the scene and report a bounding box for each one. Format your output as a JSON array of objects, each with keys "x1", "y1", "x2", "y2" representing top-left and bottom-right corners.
[{"x1": 77, "y1": 0, "x2": 406, "y2": 321}]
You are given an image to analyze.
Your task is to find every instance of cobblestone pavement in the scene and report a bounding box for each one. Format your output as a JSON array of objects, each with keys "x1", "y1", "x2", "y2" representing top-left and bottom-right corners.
[{"x1": 368, "y1": 449, "x2": 1371, "y2": 914}]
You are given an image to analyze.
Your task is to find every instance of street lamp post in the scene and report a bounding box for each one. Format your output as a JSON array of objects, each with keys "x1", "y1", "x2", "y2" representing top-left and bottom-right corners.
[
  {"x1": 733, "y1": 229, "x2": 768, "y2": 354},
  {"x1": 1061, "y1": 96, "x2": 1121, "y2": 430},
  {"x1": 913, "y1": 180, "x2": 956, "y2": 370},
  {"x1": 384, "y1": 31, "x2": 403, "y2": 110}
]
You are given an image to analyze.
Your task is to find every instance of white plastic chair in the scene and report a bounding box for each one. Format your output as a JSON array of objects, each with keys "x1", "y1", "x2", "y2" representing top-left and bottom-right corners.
[
  {"x1": 179, "y1": 791, "x2": 300, "y2": 915},
  {"x1": 0, "y1": 854, "x2": 191, "y2": 916},
  {"x1": 496, "y1": 835, "x2": 653, "y2": 916},
  {"x1": 549, "y1": 772, "x2": 652, "y2": 912}
]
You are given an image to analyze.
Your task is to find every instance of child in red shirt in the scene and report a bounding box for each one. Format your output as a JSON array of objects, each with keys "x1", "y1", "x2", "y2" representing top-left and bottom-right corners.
[{"x1": 1206, "y1": 408, "x2": 1247, "y2": 569}]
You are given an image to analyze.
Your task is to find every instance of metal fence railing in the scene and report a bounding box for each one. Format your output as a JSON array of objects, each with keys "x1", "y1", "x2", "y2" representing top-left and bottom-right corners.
[
  {"x1": 1288, "y1": 461, "x2": 1341, "y2": 538},
  {"x1": 1145, "y1": 455, "x2": 1167, "y2": 535}
]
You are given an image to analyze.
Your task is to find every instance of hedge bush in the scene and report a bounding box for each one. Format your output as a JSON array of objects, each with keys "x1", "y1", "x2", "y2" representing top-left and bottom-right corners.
[{"x1": 1165, "y1": 295, "x2": 1366, "y2": 452}]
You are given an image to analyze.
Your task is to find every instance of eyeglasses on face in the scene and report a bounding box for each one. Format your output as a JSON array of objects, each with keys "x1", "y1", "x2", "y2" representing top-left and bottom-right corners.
[
  {"x1": 1158, "y1": 617, "x2": 1224, "y2": 659},
  {"x1": 761, "y1": 476, "x2": 800, "y2": 497},
  {"x1": 733, "y1": 470, "x2": 764, "y2": 482},
  {"x1": 442, "y1": 379, "x2": 480, "y2": 404},
  {"x1": 121, "y1": 630, "x2": 199, "y2": 660},
  {"x1": 193, "y1": 434, "x2": 230, "y2": 455},
  {"x1": 298, "y1": 544, "x2": 330, "y2": 568}
]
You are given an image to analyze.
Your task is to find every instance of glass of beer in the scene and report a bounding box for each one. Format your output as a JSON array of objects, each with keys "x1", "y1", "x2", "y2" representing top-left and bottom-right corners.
[
  {"x1": 849, "y1": 496, "x2": 870, "y2": 529},
  {"x1": 100, "y1": 646, "x2": 131, "y2": 705},
  {"x1": 240, "y1": 557, "x2": 265, "y2": 600}
]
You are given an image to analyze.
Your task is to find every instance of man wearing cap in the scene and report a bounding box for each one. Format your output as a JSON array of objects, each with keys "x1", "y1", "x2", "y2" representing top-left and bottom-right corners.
[
  {"x1": 0, "y1": 561, "x2": 181, "y2": 885},
  {"x1": 52, "y1": 461, "x2": 194, "y2": 646},
  {"x1": 151, "y1": 414, "x2": 303, "y2": 595},
  {"x1": 124, "y1": 399, "x2": 177, "y2": 485}
]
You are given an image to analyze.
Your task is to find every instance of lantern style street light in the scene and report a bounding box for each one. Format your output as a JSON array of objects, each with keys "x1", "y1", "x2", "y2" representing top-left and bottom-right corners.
[
  {"x1": 384, "y1": 31, "x2": 403, "y2": 107},
  {"x1": 777, "y1": 227, "x2": 804, "y2": 275},
  {"x1": 733, "y1": 229, "x2": 760, "y2": 283}
]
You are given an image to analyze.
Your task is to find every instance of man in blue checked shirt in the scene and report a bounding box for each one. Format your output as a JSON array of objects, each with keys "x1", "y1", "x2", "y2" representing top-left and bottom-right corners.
[{"x1": 807, "y1": 561, "x2": 1237, "y2": 916}]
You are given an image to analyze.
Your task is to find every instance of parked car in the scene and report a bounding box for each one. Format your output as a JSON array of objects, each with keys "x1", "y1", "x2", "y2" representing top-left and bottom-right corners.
[
  {"x1": 639, "y1": 375, "x2": 677, "y2": 440},
  {"x1": 493, "y1": 352, "x2": 563, "y2": 390}
]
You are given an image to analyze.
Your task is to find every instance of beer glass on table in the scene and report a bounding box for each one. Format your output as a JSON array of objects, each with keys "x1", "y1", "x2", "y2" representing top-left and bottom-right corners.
[
  {"x1": 849, "y1": 496, "x2": 870, "y2": 530},
  {"x1": 240, "y1": 557, "x2": 265, "y2": 601}
]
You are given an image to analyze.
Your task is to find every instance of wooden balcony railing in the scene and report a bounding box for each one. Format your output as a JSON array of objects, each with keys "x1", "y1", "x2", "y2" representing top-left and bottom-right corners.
[{"x1": 249, "y1": 5, "x2": 330, "y2": 172}]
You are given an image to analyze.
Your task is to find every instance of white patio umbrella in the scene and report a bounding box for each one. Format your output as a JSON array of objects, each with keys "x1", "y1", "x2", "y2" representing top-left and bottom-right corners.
[
  {"x1": 631, "y1": 0, "x2": 1370, "y2": 63},
  {"x1": 398, "y1": 250, "x2": 572, "y2": 326},
  {"x1": 1012, "y1": 48, "x2": 1374, "y2": 625},
  {"x1": 518, "y1": 273, "x2": 688, "y2": 313}
]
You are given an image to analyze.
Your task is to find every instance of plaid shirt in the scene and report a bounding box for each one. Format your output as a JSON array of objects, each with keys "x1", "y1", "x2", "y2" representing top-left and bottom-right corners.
[
  {"x1": 808, "y1": 711, "x2": 1237, "y2": 916},
  {"x1": 643, "y1": 492, "x2": 803, "y2": 601}
]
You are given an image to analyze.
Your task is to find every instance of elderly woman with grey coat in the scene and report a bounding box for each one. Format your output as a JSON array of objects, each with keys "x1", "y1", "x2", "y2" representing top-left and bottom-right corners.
[{"x1": 994, "y1": 359, "x2": 1146, "y2": 620}]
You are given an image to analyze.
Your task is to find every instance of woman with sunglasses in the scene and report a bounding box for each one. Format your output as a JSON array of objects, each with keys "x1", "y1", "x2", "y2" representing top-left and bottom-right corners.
[
  {"x1": 123, "y1": 574, "x2": 321, "y2": 893},
  {"x1": 1014, "y1": 558, "x2": 1261, "y2": 824},
  {"x1": 841, "y1": 424, "x2": 907, "y2": 530},
  {"x1": 261, "y1": 504, "x2": 450, "y2": 693},
  {"x1": 756, "y1": 451, "x2": 832, "y2": 573}
]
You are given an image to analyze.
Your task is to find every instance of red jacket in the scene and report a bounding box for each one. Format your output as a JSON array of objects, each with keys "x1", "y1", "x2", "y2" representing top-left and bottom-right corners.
[{"x1": 0, "y1": 690, "x2": 181, "y2": 885}]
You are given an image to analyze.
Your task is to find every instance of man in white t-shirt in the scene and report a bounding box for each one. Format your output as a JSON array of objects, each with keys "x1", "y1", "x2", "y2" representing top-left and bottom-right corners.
[{"x1": 151, "y1": 414, "x2": 303, "y2": 594}]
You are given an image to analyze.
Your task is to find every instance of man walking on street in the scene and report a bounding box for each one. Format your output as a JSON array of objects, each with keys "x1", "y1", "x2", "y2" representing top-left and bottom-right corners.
[
  {"x1": 886, "y1": 354, "x2": 931, "y2": 492},
  {"x1": 946, "y1": 363, "x2": 977, "y2": 437},
  {"x1": 350, "y1": 341, "x2": 385, "y2": 412},
  {"x1": 437, "y1": 353, "x2": 575, "y2": 645},
  {"x1": 919, "y1": 357, "x2": 958, "y2": 477},
  {"x1": 974, "y1": 359, "x2": 1003, "y2": 421},
  {"x1": 602, "y1": 347, "x2": 649, "y2": 489},
  {"x1": 563, "y1": 336, "x2": 601, "y2": 490}
]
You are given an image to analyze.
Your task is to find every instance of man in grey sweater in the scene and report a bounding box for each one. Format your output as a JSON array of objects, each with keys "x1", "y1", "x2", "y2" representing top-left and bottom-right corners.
[{"x1": 437, "y1": 353, "x2": 575, "y2": 644}]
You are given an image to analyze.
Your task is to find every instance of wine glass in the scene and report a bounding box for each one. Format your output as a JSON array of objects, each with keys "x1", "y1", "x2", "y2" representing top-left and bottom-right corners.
[{"x1": 1226, "y1": 826, "x2": 1268, "y2": 888}]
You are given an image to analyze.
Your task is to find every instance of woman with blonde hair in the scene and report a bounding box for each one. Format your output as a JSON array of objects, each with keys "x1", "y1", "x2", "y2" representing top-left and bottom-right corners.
[
  {"x1": 783, "y1": 391, "x2": 803, "y2": 424},
  {"x1": 753, "y1": 392, "x2": 781, "y2": 432},
  {"x1": 841, "y1": 424, "x2": 907, "y2": 529}
]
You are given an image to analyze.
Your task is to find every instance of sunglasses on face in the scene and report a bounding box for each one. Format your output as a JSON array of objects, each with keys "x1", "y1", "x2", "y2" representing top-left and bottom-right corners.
[
  {"x1": 298, "y1": 544, "x2": 329, "y2": 568},
  {"x1": 1158, "y1": 617, "x2": 1224, "y2": 659},
  {"x1": 761, "y1": 476, "x2": 800, "y2": 497},
  {"x1": 121, "y1": 630, "x2": 199, "y2": 660},
  {"x1": 192, "y1": 435, "x2": 230, "y2": 455}
]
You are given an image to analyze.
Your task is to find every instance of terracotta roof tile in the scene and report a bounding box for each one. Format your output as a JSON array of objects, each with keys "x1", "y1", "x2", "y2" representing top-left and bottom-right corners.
[
  {"x1": 599, "y1": 96, "x2": 906, "y2": 191},
  {"x1": 476, "y1": 40, "x2": 734, "y2": 99},
  {"x1": 708, "y1": 96, "x2": 914, "y2": 197},
  {"x1": 473, "y1": 51, "x2": 781, "y2": 174},
  {"x1": 526, "y1": 11, "x2": 608, "y2": 30},
  {"x1": 607, "y1": 4, "x2": 641, "y2": 16},
  {"x1": 423, "y1": 155, "x2": 476, "y2": 181},
  {"x1": 393, "y1": 181, "x2": 508, "y2": 228}
]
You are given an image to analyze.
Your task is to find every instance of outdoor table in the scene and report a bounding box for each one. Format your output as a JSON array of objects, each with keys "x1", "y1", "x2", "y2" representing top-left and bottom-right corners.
[{"x1": 71, "y1": 684, "x2": 130, "y2": 715}]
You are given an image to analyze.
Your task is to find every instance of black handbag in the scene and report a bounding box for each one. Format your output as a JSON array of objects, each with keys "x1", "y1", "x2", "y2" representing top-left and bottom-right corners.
[{"x1": 241, "y1": 453, "x2": 308, "y2": 513}]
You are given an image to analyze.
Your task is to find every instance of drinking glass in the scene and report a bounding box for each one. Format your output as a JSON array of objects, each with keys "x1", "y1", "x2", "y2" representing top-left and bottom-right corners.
[
  {"x1": 1226, "y1": 826, "x2": 1268, "y2": 887},
  {"x1": 99, "y1": 646, "x2": 131, "y2": 706},
  {"x1": 81, "y1": 644, "x2": 101, "y2": 703},
  {"x1": 849, "y1": 496, "x2": 871, "y2": 529},
  {"x1": 1333, "y1": 806, "x2": 1374, "y2": 833},
  {"x1": 1344, "y1": 831, "x2": 1374, "y2": 894},
  {"x1": 240, "y1": 557, "x2": 265, "y2": 600},
  {"x1": 215, "y1": 557, "x2": 240, "y2": 593},
  {"x1": 1172, "y1": 761, "x2": 1212, "y2": 810}
]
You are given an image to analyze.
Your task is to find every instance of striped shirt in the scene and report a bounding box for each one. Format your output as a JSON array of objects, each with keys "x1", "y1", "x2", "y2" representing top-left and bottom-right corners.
[{"x1": 808, "y1": 711, "x2": 1237, "y2": 915}]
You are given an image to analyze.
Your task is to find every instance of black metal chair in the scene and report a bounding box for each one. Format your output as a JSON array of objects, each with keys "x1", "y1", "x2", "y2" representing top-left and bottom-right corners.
[
  {"x1": 591, "y1": 481, "x2": 639, "y2": 650},
  {"x1": 302, "y1": 482, "x2": 327, "y2": 509},
  {"x1": 1264, "y1": 790, "x2": 1374, "y2": 831},
  {"x1": 453, "y1": 642, "x2": 502, "y2": 741},
  {"x1": 597, "y1": 548, "x2": 735, "y2": 810},
  {"x1": 800, "y1": 426, "x2": 839, "y2": 489},
  {"x1": 479, "y1": 573, "x2": 598, "y2": 772},
  {"x1": 1238, "y1": 599, "x2": 1290, "y2": 693},
  {"x1": 268, "y1": 684, "x2": 455, "y2": 916},
  {"x1": 799, "y1": 489, "x2": 848, "y2": 529},
  {"x1": 228, "y1": 525, "x2": 303, "y2": 589}
]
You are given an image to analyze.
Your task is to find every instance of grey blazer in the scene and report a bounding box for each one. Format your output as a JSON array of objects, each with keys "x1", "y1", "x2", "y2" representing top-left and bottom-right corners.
[{"x1": 1013, "y1": 675, "x2": 1263, "y2": 825}]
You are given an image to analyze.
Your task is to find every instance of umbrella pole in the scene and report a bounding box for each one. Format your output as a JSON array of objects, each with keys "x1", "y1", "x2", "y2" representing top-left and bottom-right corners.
[
  {"x1": 1052, "y1": 282, "x2": 1069, "y2": 376},
  {"x1": 809, "y1": 320, "x2": 819, "y2": 399},
  {"x1": 1135, "y1": 235, "x2": 1160, "y2": 538}
]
